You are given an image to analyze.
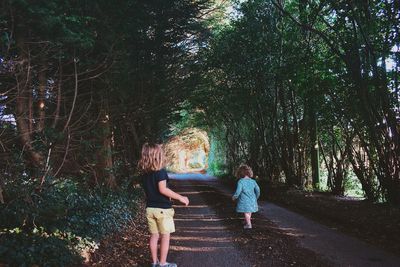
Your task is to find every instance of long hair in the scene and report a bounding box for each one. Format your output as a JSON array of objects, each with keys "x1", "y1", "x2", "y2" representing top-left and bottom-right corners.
[
  {"x1": 235, "y1": 164, "x2": 253, "y2": 178},
  {"x1": 138, "y1": 143, "x2": 165, "y2": 173}
]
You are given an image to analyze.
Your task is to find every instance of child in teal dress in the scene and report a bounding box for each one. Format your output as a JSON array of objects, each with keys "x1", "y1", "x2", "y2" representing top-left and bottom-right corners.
[{"x1": 232, "y1": 164, "x2": 260, "y2": 229}]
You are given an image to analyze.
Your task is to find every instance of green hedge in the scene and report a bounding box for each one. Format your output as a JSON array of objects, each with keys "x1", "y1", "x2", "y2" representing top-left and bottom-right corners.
[{"x1": 0, "y1": 178, "x2": 141, "y2": 266}]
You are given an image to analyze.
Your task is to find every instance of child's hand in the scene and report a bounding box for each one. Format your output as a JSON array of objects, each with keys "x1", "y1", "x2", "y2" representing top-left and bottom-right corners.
[
  {"x1": 179, "y1": 196, "x2": 189, "y2": 206},
  {"x1": 232, "y1": 196, "x2": 236, "y2": 201}
]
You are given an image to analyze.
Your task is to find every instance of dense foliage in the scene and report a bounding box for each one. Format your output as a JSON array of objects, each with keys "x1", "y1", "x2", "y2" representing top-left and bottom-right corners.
[
  {"x1": 0, "y1": 0, "x2": 399, "y2": 264},
  {"x1": 0, "y1": 0, "x2": 213, "y2": 264},
  {"x1": 0, "y1": 0, "x2": 211, "y2": 187},
  {"x1": 0, "y1": 178, "x2": 141, "y2": 265},
  {"x1": 187, "y1": 0, "x2": 399, "y2": 203}
]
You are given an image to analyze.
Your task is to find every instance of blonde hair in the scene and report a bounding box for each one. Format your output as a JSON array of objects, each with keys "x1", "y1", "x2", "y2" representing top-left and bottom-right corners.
[
  {"x1": 138, "y1": 143, "x2": 165, "y2": 173},
  {"x1": 235, "y1": 164, "x2": 253, "y2": 178}
]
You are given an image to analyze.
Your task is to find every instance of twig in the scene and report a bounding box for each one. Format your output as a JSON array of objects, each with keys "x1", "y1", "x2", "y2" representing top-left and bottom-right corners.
[
  {"x1": 39, "y1": 142, "x2": 53, "y2": 188},
  {"x1": 63, "y1": 57, "x2": 78, "y2": 132},
  {"x1": 52, "y1": 54, "x2": 62, "y2": 128},
  {"x1": 53, "y1": 131, "x2": 71, "y2": 178},
  {"x1": 272, "y1": 0, "x2": 347, "y2": 62}
]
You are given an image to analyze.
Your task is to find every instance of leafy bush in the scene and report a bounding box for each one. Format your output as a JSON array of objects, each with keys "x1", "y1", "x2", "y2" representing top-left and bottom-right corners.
[
  {"x1": 0, "y1": 229, "x2": 83, "y2": 267},
  {"x1": 0, "y1": 177, "x2": 142, "y2": 265}
]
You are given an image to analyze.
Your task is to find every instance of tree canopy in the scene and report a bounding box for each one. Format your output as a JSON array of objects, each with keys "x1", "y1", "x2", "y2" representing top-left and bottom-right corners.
[
  {"x1": 0, "y1": 0, "x2": 399, "y2": 264},
  {"x1": 1, "y1": 0, "x2": 399, "y2": 203}
]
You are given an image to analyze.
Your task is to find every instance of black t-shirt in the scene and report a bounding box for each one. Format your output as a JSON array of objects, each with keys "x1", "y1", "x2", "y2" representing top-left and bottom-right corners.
[{"x1": 141, "y1": 168, "x2": 172, "y2": 209}]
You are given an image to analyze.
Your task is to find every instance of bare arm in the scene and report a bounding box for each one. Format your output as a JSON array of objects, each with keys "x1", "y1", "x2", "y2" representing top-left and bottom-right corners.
[
  {"x1": 158, "y1": 180, "x2": 189, "y2": 206},
  {"x1": 232, "y1": 180, "x2": 243, "y2": 200}
]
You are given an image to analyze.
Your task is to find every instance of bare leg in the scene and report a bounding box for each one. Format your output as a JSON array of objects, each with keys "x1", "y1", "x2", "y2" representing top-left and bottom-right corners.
[
  {"x1": 149, "y1": 233, "x2": 159, "y2": 263},
  {"x1": 244, "y1": 212, "x2": 252, "y2": 226},
  {"x1": 159, "y1": 233, "x2": 171, "y2": 265}
]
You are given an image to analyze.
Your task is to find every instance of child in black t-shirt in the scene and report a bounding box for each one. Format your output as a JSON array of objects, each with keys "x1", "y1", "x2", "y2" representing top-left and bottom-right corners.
[{"x1": 139, "y1": 143, "x2": 189, "y2": 267}]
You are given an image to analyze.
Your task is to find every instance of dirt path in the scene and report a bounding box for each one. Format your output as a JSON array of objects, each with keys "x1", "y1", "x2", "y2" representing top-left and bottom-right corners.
[
  {"x1": 168, "y1": 181, "x2": 250, "y2": 266},
  {"x1": 168, "y1": 177, "x2": 330, "y2": 267}
]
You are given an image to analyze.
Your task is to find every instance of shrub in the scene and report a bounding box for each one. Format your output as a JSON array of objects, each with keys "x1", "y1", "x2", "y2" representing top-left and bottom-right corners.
[
  {"x1": 0, "y1": 229, "x2": 83, "y2": 266},
  {"x1": 0, "y1": 177, "x2": 142, "y2": 265}
]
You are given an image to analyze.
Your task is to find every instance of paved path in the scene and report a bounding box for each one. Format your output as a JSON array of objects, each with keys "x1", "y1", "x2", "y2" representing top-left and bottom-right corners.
[
  {"x1": 261, "y1": 203, "x2": 400, "y2": 267},
  {"x1": 168, "y1": 179, "x2": 250, "y2": 267},
  {"x1": 169, "y1": 173, "x2": 400, "y2": 267}
]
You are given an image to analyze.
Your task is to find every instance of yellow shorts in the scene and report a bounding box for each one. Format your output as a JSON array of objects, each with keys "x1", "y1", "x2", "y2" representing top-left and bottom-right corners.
[{"x1": 146, "y1": 207, "x2": 175, "y2": 234}]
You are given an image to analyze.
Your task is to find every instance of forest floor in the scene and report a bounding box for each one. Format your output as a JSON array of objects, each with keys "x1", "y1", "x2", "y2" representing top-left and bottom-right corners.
[{"x1": 89, "y1": 177, "x2": 400, "y2": 266}]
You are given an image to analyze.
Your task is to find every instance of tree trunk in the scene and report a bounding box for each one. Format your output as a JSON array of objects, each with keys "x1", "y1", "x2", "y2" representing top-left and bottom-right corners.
[
  {"x1": 15, "y1": 34, "x2": 44, "y2": 169},
  {"x1": 309, "y1": 101, "x2": 320, "y2": 189},
  {"x1": 96, "y1": 106, "x2": 116, "y2": 188}
]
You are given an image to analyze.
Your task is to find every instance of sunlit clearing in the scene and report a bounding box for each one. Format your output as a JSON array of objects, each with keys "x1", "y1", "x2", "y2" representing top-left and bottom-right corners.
[{"x1": 165, "y1": 128, "x2": 210, "y2": 173}]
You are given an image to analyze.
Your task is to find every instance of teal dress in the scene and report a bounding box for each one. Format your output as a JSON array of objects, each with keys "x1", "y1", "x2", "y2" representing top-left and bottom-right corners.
[{"x1": 232, "y1": 177, "x2": 260, "y2": 213}]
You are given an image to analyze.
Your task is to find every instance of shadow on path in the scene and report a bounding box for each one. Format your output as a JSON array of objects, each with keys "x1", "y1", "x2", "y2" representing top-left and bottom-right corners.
[
  {"x1": 169, "y1": 181, "x2": 250, "y2": 266},
  {"x1": 168, "y1": 177, "x2": 330, "y2": 267},
  {"x1": 171, "y1": 174, "x2": 400, "y2": 267}
]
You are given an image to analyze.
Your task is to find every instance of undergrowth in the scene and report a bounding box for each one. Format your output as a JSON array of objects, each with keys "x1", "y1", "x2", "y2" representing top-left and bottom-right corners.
[{"x1": 0, "y1": 177, "x2": 141, "y2": 266}]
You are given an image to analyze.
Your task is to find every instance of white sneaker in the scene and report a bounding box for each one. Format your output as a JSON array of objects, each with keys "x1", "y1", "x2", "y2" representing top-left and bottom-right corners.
[
  {"x1": 158, "y1": 262, "x2": 177, "y2": 267},
  {"x1": 243, "y1": 224, "x2": 252, "y2": 229}
]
